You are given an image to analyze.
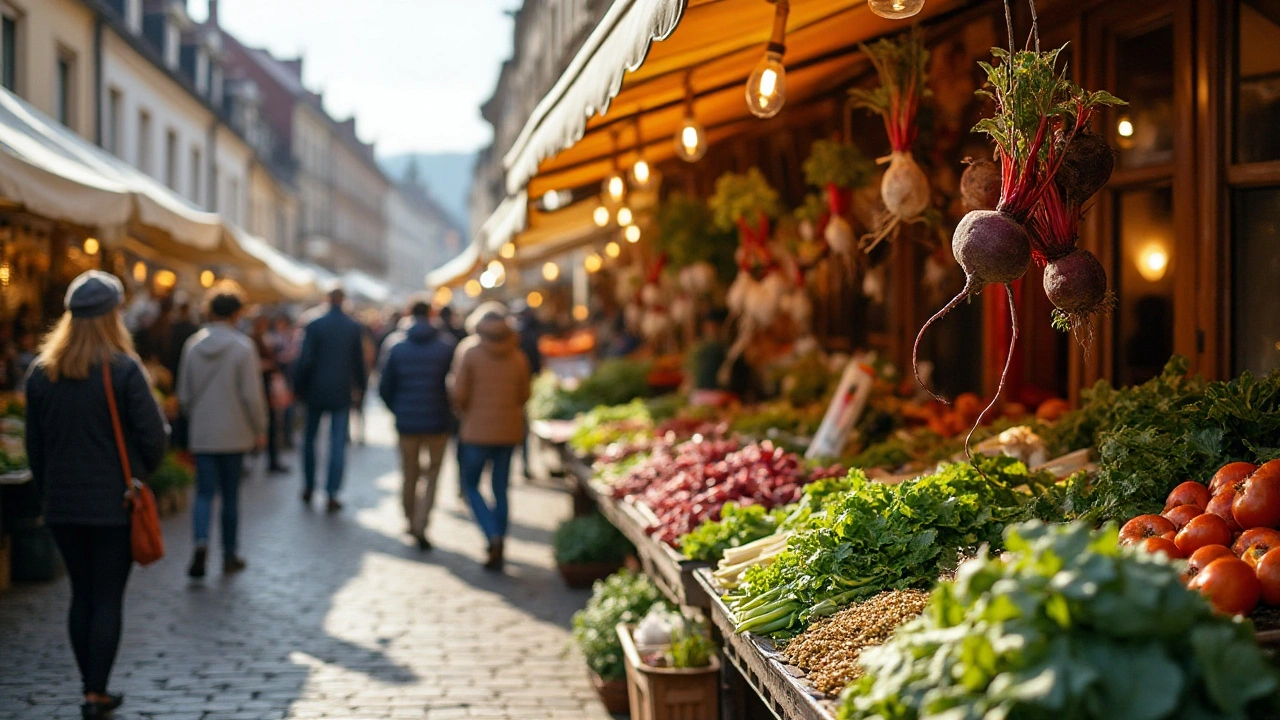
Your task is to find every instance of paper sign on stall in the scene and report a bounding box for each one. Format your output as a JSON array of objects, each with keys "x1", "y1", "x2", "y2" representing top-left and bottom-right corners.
[{"x1": 805, "y1": 361, "x2": 876, "y2": 460}]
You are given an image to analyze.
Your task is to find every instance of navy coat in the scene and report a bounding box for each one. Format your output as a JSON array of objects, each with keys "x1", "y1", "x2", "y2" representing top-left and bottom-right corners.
[
  {"x1": 293, "y1": 305, "x2": 367, "y2": 412},
  {"x1": 378, "y1": 320, "x2": 455, "y2": 435}
]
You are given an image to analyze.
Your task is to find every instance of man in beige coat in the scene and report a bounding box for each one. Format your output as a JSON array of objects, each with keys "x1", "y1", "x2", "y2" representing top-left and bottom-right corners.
[{"x1": 450, "y1": 302, "x2": 531, "y2": 570}]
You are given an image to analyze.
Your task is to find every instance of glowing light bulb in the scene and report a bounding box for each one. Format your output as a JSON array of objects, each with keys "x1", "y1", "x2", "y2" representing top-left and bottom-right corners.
[
  {"x1": 572, "y1": 305, "x2": 589, "y2": 322},
  {"x1": 464, "y1": 279, "x2": 482, "y2": 297},
  {"x1": 1137, "y1": 244, "x2": 1170, "y2": 282},
  {"x1": 480, "y1": 270, "x2": 496, "y2": 289},
  {"x1": 632, "y1": 160, "x2": 651, "y2": 187},
  {"x1": 604, "y1": 174, "x2": 626, "y2": 203},
  {"x1": 133, "y1": 261, "x2": 148, "y2": 283},
  {"x1": 542, "y1": 262, "x2": 560, "y2": 282},
  {"x1": 542, "y1": 190, "x2": 563, "y2": 211},
  {"x1": 488, "y1": 259, "x2": 505, "y2": 277},
  {"x1": 154, "y1": 270, "x2": 177, "y2": 288},
  {"x1": 616, "y1": 206, "x2": 633, "y2": 226},
  {"x1": 200, "y1": 270, "x2": 215, "y2": 288},
  {"x1": 868, "y1": 0, "x2": 925, "y2": 19},
  {"x1": 605, "y1": 241, "x2": 621, "y2": 258},
  {"x1": 1117, "y1": 117, "x2": 1134, "y2": 138},
  {"x1": 624, "y1": 225, "x2": 641, "y2": 243},
  {"x1": 84, "y1": 237, "x2": 100, "y2": 255},
  {"x1": 500, "y1": 242, "x2": 516, "y2": 259},
  {"x1": 745, "y1": 51, "x2": 786, "y2": 119},
  {"x1": 675, "y1": 118, "x2": 707, "y2": 162},
  {"x1": 584, "y1": 253, "x2": 603, "y2": 273},
  {"x1": 593, "y1": 204, "x2": 610, "y2": 227},
  {"x1": 527, "y1": 291, "x2": 543, "y2": 309},
  {"x1": 434, "y1": 286, "x2": 453, "y2": 306}
]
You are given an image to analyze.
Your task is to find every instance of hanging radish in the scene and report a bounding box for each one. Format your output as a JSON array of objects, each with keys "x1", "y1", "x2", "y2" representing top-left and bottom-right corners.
[
  {"x1": 850, "y1": 28, "x2": 932, "y2": 251},
  {"x1": 802, "y1": 139, "x2": 875, "y2": 274},
  {"x1": 912, "y1": 0, "x2": 1124, "y2": 459}
]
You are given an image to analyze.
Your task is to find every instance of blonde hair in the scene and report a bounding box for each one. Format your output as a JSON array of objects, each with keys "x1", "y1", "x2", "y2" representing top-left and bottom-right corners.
[{"x1": 36, "y1": 312, "x2": 137, "y2": 382}]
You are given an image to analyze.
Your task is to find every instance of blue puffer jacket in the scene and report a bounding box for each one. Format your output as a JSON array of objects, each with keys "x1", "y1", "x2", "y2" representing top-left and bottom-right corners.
[
  {"x1": 293, "y1": 305, "x2": 368, "y2": 411},
  {"x1": 378, "y1": 320, "x2": 455, "y2": 435}
]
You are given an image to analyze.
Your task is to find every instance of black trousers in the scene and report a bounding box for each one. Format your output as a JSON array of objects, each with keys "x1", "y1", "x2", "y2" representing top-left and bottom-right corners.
[{"x1": 49, "y1": 525, "x2": 132, "y2": 695}]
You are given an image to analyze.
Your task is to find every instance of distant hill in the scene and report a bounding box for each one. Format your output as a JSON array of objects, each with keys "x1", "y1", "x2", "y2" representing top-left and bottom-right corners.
[{"x1": 380, "y1": 152, "x2": 476, "y2": 232}]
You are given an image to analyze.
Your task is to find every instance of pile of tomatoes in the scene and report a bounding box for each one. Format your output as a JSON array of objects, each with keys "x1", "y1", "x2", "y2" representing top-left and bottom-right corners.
[{"x1": 1120, "y1": 459, "x2": 1280, "y2": 616}]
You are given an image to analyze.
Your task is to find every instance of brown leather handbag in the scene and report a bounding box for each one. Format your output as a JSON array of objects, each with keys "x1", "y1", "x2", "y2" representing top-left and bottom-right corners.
[{"x1": 103, "y1": 362, "x2": 165, "y2": 566}]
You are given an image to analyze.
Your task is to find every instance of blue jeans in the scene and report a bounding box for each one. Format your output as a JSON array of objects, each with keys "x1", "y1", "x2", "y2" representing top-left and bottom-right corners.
[
  {"x1": 192, "y1": 453, "x2": 245, "y2": 558},
  {"x1": 303, "y1": 407, "x2": 350, "y2": 497},
  {"x1": 458, "y1": 443, "x2": 514, "y2": 540}
]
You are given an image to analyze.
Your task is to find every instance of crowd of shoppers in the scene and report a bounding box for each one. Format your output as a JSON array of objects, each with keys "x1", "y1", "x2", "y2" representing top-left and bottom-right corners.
[{"x1": 24, "y1": 266, "x2": 547, "y2": 718}]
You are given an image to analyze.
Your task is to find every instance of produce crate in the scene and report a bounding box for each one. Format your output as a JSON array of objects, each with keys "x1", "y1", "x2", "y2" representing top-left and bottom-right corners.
[
  {"x1": 618, "y1": 623, "x2": 719, "y2": 720},
  {"x1": 591, "y1": 483, "x2": 713, "y2": 608},
  {"x1": 696, "y1": 569, "x2": 836, "y2": 720}
]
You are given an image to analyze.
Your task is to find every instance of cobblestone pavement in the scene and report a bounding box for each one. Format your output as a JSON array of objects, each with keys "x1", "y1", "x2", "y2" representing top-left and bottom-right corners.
[{"x1": 0, "y1": 404, "x2": 610, "y2": 720}]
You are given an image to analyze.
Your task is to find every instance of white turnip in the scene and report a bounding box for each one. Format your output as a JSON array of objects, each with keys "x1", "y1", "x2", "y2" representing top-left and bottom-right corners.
[
  {"x1": 881, "y1": 151, "x2": 931, "y2": 220},
  {"x1": 726, "y1": 273, "x2": 755, "y2": 318}
]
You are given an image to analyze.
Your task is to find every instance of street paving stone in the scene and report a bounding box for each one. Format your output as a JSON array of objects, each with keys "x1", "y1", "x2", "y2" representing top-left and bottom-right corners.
[{"x1": 0, "y1": 405, "x2": 611, "y2": 720}]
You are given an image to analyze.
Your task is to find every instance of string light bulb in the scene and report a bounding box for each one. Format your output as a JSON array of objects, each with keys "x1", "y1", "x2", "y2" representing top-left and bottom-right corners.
[
  {"x1": 624, "y1": 225, "x2": 642, "y2": 243},
  {"x1": 616, "y1": 206, "x2": 633, "y2": 227},
  {"x1": 605, "y1": 241, "x2": 621, "y2": 258},
  {"x1": 464, "y1": 279, "x2": 482, "y2": 297},
  {"x1": 604, "y1": 173, "x2": 626, "y2": 203},
  {"x1": 584, "y1": 253, "x2": 603, "y2": 273},
  {"x1": 84, "y1": 237, "x2": 100, "y2": 255},
  {"x1": 500, "y1": 242, "x2": 516, "y2": 259},
  {"x1": 133, "y1": 261, "x2": 148, "y2": 283},
  {"x1": 154, "y1": 270, "x2": 177, "y2": 288},
  {"x1": 745, "y1": 0, "x2": 789, "y2": 119},
  {"x1": 527, "y1": 291, "x2": 544, "y2": 309},
  {"x1": 868, "y1": 0, "x2": 925, "y2": 20},
  {"x1": 434, "y1": 286, "x2": 453, "y2": 306},
  {"x1": 542, "y1": 262, "x2": 560, "y2": 282},
  {"x1": 572, "y1": 305, "x2": 589, "y2": 322},
  {"x1": 674, "y1": 74, "x2": 707, "y2": 162},
  {"x1": 200, "y1": 270, "x2": 215, "y2": 288},
  {"x1": 632, "y1": 160, "x2": 651, "y2": 187},
  {"x1": 593, "y1": 204, "x2": 610, "y2": 227}
]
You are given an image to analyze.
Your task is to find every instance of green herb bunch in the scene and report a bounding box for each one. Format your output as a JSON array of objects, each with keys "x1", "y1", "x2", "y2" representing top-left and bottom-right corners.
[
  {"x1": 569, "y1": 400, "x2": 653, "y2": 456},
  {"x1": 679, "y1": 502, "x2": 787, "y2": 562},
  {"x1": 670, "y1": 620, "x2": 715, "y2": 669},
  {"x1": 654, "y1": 192, "x2": 738, "y2": 282},
  {"x1": 572, "y1": 570, "x2": 665, "y2": 682},
  {"x1": 709, "y1": 168, "x2": 781, "y2": 232},
  {"x1": 803, "y1": 139, "x2": 876, "y2": 190},
  {"x1": 553, "y1": 514, "x2": 634, "y2": 566},
  {"x1": 726, "y1": 457, "x2": 1051, "y2": 638},
  {"x1": 849, "y1": 28, "x2": 931, "y2": 153},
  {"x1": 839, "y1": 521, "x2": 1280, "y2": 720},
  {"x1": 528, "y1": 359, "x2": 655, "y2": 421}
]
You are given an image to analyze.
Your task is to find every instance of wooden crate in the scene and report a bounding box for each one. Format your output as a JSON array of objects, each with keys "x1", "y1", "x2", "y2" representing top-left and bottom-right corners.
[
  {"x1": 618, "y1": 623, "x2": 719, "y2": 720},
  {"x1": 592, "y1": 486, "x2": 713, "y2": 608}
]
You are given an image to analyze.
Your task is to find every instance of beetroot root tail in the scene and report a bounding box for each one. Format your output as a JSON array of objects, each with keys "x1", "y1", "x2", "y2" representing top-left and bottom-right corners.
[
  {"x1": 912, "y1": 282, "x2": 972, "y2": 404},
  {"x1": 965, "y1": 283, "x2": 1020, "y2": 469}
]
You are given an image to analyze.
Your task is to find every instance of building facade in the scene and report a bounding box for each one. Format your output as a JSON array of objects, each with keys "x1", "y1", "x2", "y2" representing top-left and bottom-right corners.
[{"x1": 385, "y1": 164, "x2": 463, "y2": 294}]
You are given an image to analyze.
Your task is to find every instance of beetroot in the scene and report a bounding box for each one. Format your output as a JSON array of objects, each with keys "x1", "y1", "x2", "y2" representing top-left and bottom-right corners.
[
  {"x1": 1055, "y1": 131, "x2": 1115, "y2": 205},
  {"x1": 1043, "y1": 247, "x2": 1106, "y2": 312},
  {"x1": 953, "y1": 210, "x2": 1031, "y2": 285},
  {"x1": 960, "y1": 158, "x2": 1001, "y2": 211}
]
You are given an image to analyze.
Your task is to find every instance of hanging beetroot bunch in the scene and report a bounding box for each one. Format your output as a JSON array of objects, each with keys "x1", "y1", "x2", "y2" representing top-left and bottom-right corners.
[
  {"x1": 801, "y1": 138, "x2": 875, "y2": 273},
  {"x1": 912, "y1": 2, "x2": 1122, "y2": 458},
  {"x1": 849, "y1": 27, "x2": 932, "y2": 251}
]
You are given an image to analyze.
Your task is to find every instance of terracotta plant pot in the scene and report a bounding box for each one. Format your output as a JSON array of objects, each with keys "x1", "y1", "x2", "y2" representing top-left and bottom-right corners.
[
  {"x1": 557, "y1": 560, "x2": 624, "y2": 589},
  {"x1": 589, "y1": 670, "x2": 631, "y2": 715}
]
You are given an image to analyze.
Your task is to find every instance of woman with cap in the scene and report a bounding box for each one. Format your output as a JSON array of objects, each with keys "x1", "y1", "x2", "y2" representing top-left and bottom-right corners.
[{"x1": 24, "y1": 270, "x2": 168, "y2": 719}]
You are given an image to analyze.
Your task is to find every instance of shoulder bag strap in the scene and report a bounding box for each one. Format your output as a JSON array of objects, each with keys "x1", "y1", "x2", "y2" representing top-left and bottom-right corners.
[{"x1": 102, "y1": 361, "x2": 134, "y2": 486}]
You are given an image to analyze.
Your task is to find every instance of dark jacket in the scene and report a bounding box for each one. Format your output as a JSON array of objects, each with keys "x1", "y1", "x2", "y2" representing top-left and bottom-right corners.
[
  {"x1": 517, "y1": 315, "x2": 544, "y2": 376},
  {"x1": 293, "y1": 305, "x2": 368, "y2": 411},
  {"x1": 25, "y1": 355, "x2": 169, "y2": 526},
  {"x1": 378, "y1": 320, "x2": 455, "y2": 435}
]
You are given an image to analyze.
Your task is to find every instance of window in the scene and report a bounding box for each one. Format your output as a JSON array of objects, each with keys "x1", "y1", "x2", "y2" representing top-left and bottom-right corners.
[
  {"x1": 137, "y1": 109, "x2": 152, "y2": 172},
  {"x1": 1, "y1": 4, "x2": 18, "y2": 94},
  {"x1": 165, "y1": 129, "x2": 177, "y2": 189},
  {"x1": 190, "y1": 146, "x2": 201, "y2": 204},
  {"x1": 55, "y1": 49, "x2": 76, "y2": 127},
  {"x1": 228, "y1": 178, "x2": 239, "y2": 224},
  {"x1": 1234, "y1": 1, "x2": 1280, "y2": 164},
  {"x1": 105, "y1": 88, "x2": 122, "y2": 156}
]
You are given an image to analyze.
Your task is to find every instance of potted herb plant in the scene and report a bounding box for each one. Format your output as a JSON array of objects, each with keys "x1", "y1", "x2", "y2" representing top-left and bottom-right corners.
[
  {"x1": 553, "y1": 513, "x2": 634, "y2": 588},
  {"x1": 571, "y1": 570, "x2": 665, "y2": 714},
  {"x1": 617, "y1": 613, "x2": 720, "y2": 720}
]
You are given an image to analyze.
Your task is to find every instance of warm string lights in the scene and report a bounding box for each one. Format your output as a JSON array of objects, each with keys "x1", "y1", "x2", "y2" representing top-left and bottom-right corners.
[
  {"x1": 675, "y1": 72, "x2": 707, "y2": 162},
  {"x1": 868, "y1": 0, "x2": 925, "y2": 20},
  {"x1": 745, "y1": 0, "x2": 789, "y2": 119}
]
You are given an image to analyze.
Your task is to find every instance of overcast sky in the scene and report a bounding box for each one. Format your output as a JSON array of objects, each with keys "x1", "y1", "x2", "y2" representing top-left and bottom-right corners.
[{"x1": 192, "y1": 0, "x2": 516, "y2": 156}]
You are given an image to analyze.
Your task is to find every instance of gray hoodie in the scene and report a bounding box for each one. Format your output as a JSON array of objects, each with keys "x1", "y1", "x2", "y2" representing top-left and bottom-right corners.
[{"x1": 177, "y1": 323, "x2": 269, "y2": 454}]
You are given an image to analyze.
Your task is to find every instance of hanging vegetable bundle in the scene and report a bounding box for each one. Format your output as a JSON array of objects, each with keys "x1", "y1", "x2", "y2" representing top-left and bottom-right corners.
[
  {"x1": 912, "y1": 3, "x2": 1123, "y2": 458},
  {"x1": 802, "y1": 139, "x2": 876, "y2": 272},
  {"x1": 849, "y1": 28, "x2": 932, "y2": 251}
]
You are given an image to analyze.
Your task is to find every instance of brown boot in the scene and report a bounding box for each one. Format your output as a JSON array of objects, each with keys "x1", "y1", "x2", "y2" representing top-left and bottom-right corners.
[{"x1": 483, "y1": 537, "x2": 504, "y2": 571}]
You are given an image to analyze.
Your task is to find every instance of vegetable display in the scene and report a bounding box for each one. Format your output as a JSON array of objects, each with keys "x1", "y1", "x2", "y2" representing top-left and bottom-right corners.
[
  {"x1": 679, "y1": 501, "x2": 786, "y2": 563},
  {"x1": 569, "y1": 400, "x2": 653, "y2": 457},
  {"x1": 572, "y1": 570, "x2": 666, "y2": 683},
  {"x1": 802, "y1": 139, "x2": 876, "y2": 270},
  {"x1": 553, "y1": 513, "x2": 635, "y2": 566},
  {"x1": 839, "y1": 521, "x2": 1280, "y2": 720},
  {"x1": 527, "y1": 359, "x2": 654, "y2": 421},
  {"x1": 725, "y1": 457, "x2": 1050, "y2": 637},
  {"x1": 849, "y1": 28, "x2": 932, "y2": 251}
]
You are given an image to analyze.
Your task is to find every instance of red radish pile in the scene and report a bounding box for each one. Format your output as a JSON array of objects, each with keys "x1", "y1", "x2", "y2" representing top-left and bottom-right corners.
[
  {"x1": 849, "y1": 28, "x2": 932, "y2": 252},
  {"x1": 610, "y1": 438, "x2": 843, "y2": 547},
  {"x1": 1121, "y1": 459, "x2": 1280, "y2": 616},
  {"x1": 911, "y1": 6, "x2": 1124, "y2": 460}
]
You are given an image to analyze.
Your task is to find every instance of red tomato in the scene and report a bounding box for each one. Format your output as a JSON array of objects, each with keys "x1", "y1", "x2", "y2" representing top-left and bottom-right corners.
[
  {"x1": 1232, "y1": 461, "x2": 1280, "y2": 530},
  {"x1": 1205, "y1": 489, "x2": 1242, "y2": 533},
  {"x1": 1189, "y1": 557, "x2": 1261, "y2": 615},
  {"x1": 1209, "y1": 461, "x2": 1258, "y2": 494},
  {"x1": 1231, "y1": 528, "x2": 1280, "y2": 555},
  {"x1": 1256, "y1": 548, "x2": 1280, "y2": 606},
  {"x1": 1164, "y1": 481, "x2": 1211, "y2": 512},
  {"x1": 1175, "y1": 513, "x2": 1233, "y2": 556},
  {"x1": 1162, "y1": 504, "x2": 1203, "y2": 530},
  {"x1": 1119, "y1": 514, "x2": 1176, "y2": 545},
  {"x1": 1141, "y1": 536, "x2": 1183, "y2": 559}
]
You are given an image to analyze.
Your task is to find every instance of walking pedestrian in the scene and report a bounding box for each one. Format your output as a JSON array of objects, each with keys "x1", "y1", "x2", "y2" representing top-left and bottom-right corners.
[
  {"x1": 513, "y1": 302, "x2": 544, "y2": 481},
  {"x1": 450, "y1": 302, "x2": 531, "y2": 571},
  {"x1": 250, "y1": 313, "x2": 289, "y2": 474},
  {"x1": 24, "y1": 271, "x2": 168, "y2": 719},
  {"x1": 178, "y1": 284, "x2": 269, "y2": 578},
  {"x1": 378, "y1": 300, "x2": 455, "y2": 551},
  {"x1": 293, "y1": 287, "x2": 367, "y2": 512}
]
